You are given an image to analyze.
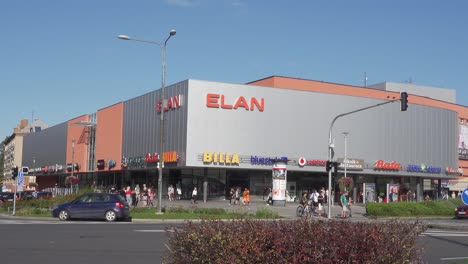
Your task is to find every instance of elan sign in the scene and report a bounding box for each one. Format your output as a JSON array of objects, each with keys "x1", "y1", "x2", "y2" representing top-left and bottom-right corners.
[{"x1": 206, "y1": 94, "x2": 264, "y2": 111}]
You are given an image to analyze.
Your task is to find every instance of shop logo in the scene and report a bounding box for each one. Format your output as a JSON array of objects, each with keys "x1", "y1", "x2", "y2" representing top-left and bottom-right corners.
[
  {"x1": 407, "y1": 164, "x2": 442, "y2": 173},
  {"x1": 297, "y1": 157, "x2": 326, "y2": 167},
  {"x1": 156, "y1": 94, "x2": 182, "y2": 113},
  {"x1": 251, "y1": 156, "x2": 287, "y2": 165},
  {"x1": 203, "y1": 152, "x2": 239, "y2": 165},
  {"x1": 206, "y1": 93, "x2": 264, "y2": 111},
  {"x1": 374, "y1": 160, "x2": 401, "y2": 171},
  {"x1": 145, "y1": 153, "x2": 160, "y2": 163}
]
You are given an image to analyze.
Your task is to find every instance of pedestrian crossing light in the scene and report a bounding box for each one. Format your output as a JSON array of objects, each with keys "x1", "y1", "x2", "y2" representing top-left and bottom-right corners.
[
  {"x1": 12, "y1": 166, "x2": 19, "y2": 180},
  {"x1": 400, "y1": 92, "x2": 408, "y2": 111}
]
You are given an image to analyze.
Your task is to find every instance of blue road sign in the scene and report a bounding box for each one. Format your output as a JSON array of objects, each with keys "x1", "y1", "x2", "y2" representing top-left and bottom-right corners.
[
  {"x1": 18, "y1": 171, "x2": 24, "y2": 186},
  {"x1": 462, "y1": 188, "x2": 468, "y2": 206}
]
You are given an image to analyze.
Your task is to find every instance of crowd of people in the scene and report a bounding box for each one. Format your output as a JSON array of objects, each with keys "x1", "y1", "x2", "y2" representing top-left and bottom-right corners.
[{"x1": 228, "y1": 187, "x2": 251, "y2": 205}]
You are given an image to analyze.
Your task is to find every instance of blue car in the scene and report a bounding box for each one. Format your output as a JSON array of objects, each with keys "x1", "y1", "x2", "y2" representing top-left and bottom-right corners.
[{"x1": 52, "y1": 192, "x2": 131, "y2": 222}]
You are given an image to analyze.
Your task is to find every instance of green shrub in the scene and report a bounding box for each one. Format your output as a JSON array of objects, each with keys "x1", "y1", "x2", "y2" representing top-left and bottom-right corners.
[
  {"x1": 366, "y1": 199, "x2": 463, "y2": 217},
  {"x1": 164, "y1": 219, "x2": 426, "y2": 263}
]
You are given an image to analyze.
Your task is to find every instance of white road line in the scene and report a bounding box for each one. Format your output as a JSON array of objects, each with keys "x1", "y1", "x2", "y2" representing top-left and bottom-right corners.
[
  {"x1": 134, "y1": 230, "x2": 166, "y2": 232},
  {"x1": 440, "y1": 257, "x2": 468, "y2": 261}
]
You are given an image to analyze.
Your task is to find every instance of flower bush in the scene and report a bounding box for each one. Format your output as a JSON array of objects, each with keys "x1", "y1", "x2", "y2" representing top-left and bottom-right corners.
[
  {"x1": 337, "y1": 176, "x2": 354, "y2": 192},
  {"x1": 65, "y1": 176, "x2": 80, "y2": 185},
  {"x1": 164, "y1": 219, "x2": 426, "y2": 263}
]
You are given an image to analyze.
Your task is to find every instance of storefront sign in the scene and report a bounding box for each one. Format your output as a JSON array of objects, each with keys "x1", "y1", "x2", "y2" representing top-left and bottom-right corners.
[
  {"x1": 446, "y1": 167, "x2": 459, "y2": 175},
  {"x1": 145, "y1": 153, "x2": 159, "y2": 163},
  {"x1": 251, "y1": 156, "x2": 287, "y2": 166},
  {"x1": 164, "y1": 151, "x2": 179, "y2": 163},
  {"x1": 407, "y1": 164, "x2": 442, "y2": 173},
  {"x1": 336, "y1": 158, "x2": 364, "y2": 171},
  {"x1": 156, "y1": 94, "x2": 182, "y2": 113},
  {"x1": 108, "y1": 160, "x2": 116, "y2": 169},
  {"x1": 97, "y1": 159, "x2": 105, "y2": 170},
  {"x1": 459, "y1": 148, "x2": 468, "y2": 160},
  {"x1": 127, "y1": 156, "x2": 145, "y2": 169},
  {"x1": 206, "y1": 93, "x2": 265, "y2": 111},
  {"x1": 374, "y1": 160, "x2": 401, "y2": 171},
  {"x1": 203, "y1": 152, "x2": 240, "y2": 165},
  {"x1": 297, "y1": 157, "x2": 326, "y2": 167}
]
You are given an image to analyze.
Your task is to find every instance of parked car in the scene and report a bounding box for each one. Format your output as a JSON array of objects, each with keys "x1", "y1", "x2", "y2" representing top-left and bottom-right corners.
[
  {"x1": 454, "y1": 204, "x2": 468, "y2": 219},
  {"x1": 0, "y1": 192, "x2": 14, "y2": 203},
  {"x1": 52, "y1": 192, "x2": 131, "y2": 222},
  {"x1": 36, "y1": 191, "x2": 53, "y2": 199}
]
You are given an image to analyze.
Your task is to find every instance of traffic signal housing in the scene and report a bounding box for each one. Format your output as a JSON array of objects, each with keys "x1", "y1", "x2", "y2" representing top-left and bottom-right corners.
[
  {"x1": 12, "y1": 166, "x2": 18, "y2": 180},
  {"x1": 400, "y1": 92, "x2": 408, "y2": 111}
]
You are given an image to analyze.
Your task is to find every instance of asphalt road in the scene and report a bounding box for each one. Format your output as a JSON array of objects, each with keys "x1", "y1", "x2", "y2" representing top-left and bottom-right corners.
[
  {"x1": 1, "y1": 217, "x2": 468, "y2": 263},
  {"x1": 0, "y1": 220, "x2": 174, "y2": 264}
]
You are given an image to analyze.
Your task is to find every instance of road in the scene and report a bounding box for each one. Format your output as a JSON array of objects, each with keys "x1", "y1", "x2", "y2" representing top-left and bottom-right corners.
[
  {"x1": 0, "y1": 219, "x2": 174, "y2": 264},
  {"x1": 0, "y1": 217, "x2": 467, "y2": 263}
]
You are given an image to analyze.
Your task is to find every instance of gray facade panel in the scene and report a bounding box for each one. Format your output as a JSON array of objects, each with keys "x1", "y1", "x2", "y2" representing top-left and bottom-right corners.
[
  {"x1": 22, "y1": 122, "x2": 67, "y2": 168},
  {"x1": 185, "y1": 80, "x2": 458, "y2": 177},
  {"x1": 122, "y1": 80, "x2": 189, "y2": 165}
]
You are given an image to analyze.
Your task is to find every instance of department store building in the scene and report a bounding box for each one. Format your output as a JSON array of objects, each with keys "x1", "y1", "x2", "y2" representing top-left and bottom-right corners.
[{"x1": 21, "y1": 76, "x2": 466, "y2": 202}]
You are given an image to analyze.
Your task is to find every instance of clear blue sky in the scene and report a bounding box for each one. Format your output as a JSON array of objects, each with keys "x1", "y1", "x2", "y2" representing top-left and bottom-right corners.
[{"x1": 2, "y1": 0, "x2": 468, "y2": 141}]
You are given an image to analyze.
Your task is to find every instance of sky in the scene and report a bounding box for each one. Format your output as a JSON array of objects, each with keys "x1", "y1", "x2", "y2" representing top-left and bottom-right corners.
[{"x1": 1, "y1": 0, "x2": 468, "y2": 141}]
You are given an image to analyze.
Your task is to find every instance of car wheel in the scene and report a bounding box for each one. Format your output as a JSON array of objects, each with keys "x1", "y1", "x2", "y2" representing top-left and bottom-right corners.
[
  {"x1": 105, "y1": 210, "x2": 117, "y2": 222},
  {"x1": 58, "y1": 210, "x2": 70, "y2": 221}
]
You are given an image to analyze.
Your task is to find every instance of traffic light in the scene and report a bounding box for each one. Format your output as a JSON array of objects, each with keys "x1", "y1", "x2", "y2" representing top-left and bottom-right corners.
[
  {"x1": 12, "y1": 166, "x2": 18, "y2": 180},
  {"x1": 326, "y1": 160, "x2": 332, "y2": 172},
  {"x1": 400, "y1": 92, "x2": 408, "y2": 111}
]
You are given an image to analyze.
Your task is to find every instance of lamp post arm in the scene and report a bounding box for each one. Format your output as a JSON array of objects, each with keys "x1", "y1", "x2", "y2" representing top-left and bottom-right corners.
[{"x1": 327, "y1": 98, "x2": 399, "y2": 219}]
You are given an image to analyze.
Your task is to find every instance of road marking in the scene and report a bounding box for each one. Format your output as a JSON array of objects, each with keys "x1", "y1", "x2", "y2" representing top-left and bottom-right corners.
[
  {"x1": 421, "y1": 229, "x2": 468, "y2": 237},
  {"x1": 134, "y1": 230, "x2": 166, "y2": 232},
  {"x1": 440, "y1": 257, "x2": 468, "y2": 261}
]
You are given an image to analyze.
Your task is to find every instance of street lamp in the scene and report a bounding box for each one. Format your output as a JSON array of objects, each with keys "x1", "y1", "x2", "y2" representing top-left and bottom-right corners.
[
  {"x1": 71, "y1": 139, "x2": 75, "y2": 193},
  {"x1": 117, "y1": 30, "x2": 176, "y2": 214},
  {"x1": 343, "y1": 132, "x2": 349, "y2": 179}
]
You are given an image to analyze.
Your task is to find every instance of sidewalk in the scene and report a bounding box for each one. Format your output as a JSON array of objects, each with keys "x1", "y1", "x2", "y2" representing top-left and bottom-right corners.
[{"x1": 156, "y1": 197, "x2": 468, "y2": 231}]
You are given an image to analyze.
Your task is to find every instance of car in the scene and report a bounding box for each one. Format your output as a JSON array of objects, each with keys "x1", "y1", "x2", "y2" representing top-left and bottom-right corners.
[
  {"x1": 52, "y1": 192, "x2": 131, "y2": 222},
  {"x1": 0, "y1": 192, "x2": 14, "y2": 203},
  {"x1": 36, "y1": 191, "x2": 53, "y2": 199},
  {"x1": 454, "y1": 204, "x2": 468, "y2": 219}
]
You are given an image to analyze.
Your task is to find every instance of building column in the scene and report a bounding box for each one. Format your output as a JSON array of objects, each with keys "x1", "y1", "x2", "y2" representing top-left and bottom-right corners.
[
  {"x1": 437, "y1": 179, "x2": 442, "y2": 200},
  {"x1": 203, "y1": 167, "x2": 208, "y2": 203},
  {"x1": 416, "y1": 178, "x2": 423, "y2": 202}
]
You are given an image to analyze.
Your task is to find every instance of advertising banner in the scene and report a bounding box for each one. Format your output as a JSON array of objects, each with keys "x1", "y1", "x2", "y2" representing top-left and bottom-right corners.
[
  {"x1": 363, "y1": 183, "x2": 376, "y2": 204},
  {"x1": 387, "y1": 184, "x2": 400, "y2": 203},
  {"x1": 272, "y1": 162, "x2": 287, "y2": 206},
  {"x1": 459, "y1": 124, "x2": 468, "y2": 160}
]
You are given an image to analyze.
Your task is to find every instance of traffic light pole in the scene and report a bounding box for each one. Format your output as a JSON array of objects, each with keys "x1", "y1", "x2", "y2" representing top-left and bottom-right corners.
[
  {"x1": 12, "y1": 172, "x2": 19, "y2": 216},
  {"x1": 327, "y1": 98, "x2": 401, "y2": 219}
]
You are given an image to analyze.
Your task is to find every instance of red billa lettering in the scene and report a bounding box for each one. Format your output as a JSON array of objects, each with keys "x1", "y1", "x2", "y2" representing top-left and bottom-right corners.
[{"x1": 374, "y1": 160, "x2": 401, "y2": 171}]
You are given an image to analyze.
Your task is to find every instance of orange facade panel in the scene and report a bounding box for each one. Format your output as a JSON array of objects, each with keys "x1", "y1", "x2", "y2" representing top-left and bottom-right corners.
[{"x1": 95, "y1": 103, "x2": 124, "y2": 171}]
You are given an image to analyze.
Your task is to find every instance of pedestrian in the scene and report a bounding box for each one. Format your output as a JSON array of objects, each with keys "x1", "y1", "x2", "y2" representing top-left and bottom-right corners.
[
  {"x1": 235, "y1": 187, "x2": 240, "y2": 205},
  {"x1": 243, "y1": 188, "x2": 250, "y2": 205},
  {"x1": 267, "y1": 188, "x2": 273, "y2": 205},
  {"x1": 147, "y1": 187, "x2": 155, "y2": 208},
  {"x1": 347, "y1": 195, "x2": 353, "y2": 217},
  {"x1": 229, "y1": 188, "x2": 235, "y2": 205},
  {"x1": 310, "y1": 189, "x2": 319, "y2": 215},
  {"x1": 191, "y1": 187, "x2": 198, "y2": 204},
  {"x1": 177, "y1": 186, "x2": 182, "y2": 200},
  {"x1": 125, "y1": 186, "x2": 132, "y2": 207},
  {"x1": 340, "y1": 191, "x2": 349, "y2": 218},
  {"x1": 134, "y1": 184, "x2": 141, "y2": 206},
  {"x1": 317, "y1": 191, "x2": 324, "y2": 217}
]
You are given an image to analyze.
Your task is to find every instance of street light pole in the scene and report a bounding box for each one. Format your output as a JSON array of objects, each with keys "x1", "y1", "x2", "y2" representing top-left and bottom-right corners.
[
  {"x1": 117, "y1": 30, "x2": 176, "y2": 214},
  {"x1": 343, "y1": 132, "x2": 349, "y2": 179},
  {"x1": 71, "y1": 139, "x2": 75, "y2": 193}
]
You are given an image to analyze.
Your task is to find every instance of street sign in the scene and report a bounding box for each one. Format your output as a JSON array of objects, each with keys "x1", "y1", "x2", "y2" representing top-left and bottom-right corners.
[
  {"x1": 462, "y1": 188, "x2": 468, "y2": 206},
  {"x1": 18, "y1": 172, "x2": 24, "y2": 187}
]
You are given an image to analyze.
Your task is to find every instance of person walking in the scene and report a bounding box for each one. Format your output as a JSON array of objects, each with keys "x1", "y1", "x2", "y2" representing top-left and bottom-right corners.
[
  {"x1": 125, "y1": 186, "x2": 132, "y2": 207},
  {"x1": 243, "y1": 188, "x2": 250, "y2": 205},
  {"x1": 147, "y1": 187, "x2": 155, "y2": 208},
  {"x1": 340, "y1": 191, "x2": 349, "y2": 218},
  {"x1": 229, "y1": 188, "x2": 235, "y2": 205},
  {"x1": 191, "y1": 187, "x2": 198, "y2": 204}
]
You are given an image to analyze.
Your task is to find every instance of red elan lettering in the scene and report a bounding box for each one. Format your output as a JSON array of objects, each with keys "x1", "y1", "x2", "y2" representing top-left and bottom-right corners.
[
  {"x1": 221, "y1": 95, "x2": 233, "y2": 109},
  {"x1": 206, "y1": 94, "x2": 219, "y2": 108},
  {"x1": 206, "y1": 93, "x2": 265, "y2": 112}
]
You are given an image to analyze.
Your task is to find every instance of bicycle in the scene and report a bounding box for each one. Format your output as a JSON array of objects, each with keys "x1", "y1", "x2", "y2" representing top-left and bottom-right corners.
[{"x1": 296, "y1": 202, "x2": 313, "y2": 218}]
